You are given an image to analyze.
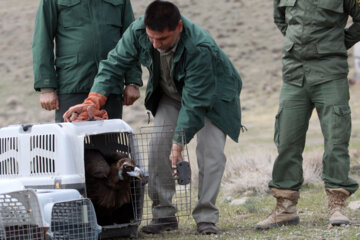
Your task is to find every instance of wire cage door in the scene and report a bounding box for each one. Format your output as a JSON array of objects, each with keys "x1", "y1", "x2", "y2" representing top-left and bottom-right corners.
[
  {"x1": 0, "y1": 190, "x2": 46, "y2": 240},
  {"x1": 129, "y1": 126, "x2": 192, "y2": 225}
]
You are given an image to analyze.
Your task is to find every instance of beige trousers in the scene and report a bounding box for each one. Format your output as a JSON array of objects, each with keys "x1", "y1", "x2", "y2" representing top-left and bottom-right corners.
[{"x1": 148, "y1": 95, "x2": 226, "y2": 224}]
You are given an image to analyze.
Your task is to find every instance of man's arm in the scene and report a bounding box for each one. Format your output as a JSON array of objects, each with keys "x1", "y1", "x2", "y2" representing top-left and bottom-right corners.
[
  {"x1": 344, "y1": 0, "x2": 360, "y2": 49},
  {"x1": 121, "y1": 0, "x2": 143, "y2": 105},
  {"x1": 33, "y1": 0, "x2": 59, "y2": 110},
  {"x1": 169, "y1": 46, "x2": 216, "y2": 167},
  {"x1": 63, "y1": 23, "x2": 142, "y2": 121},
  {"x1": 274, "y1": 0, "x2": 287, "y2": 36},
  {"x1": 33, "y1": 0, "x2": 58, "y2": 91},
  {"x1": 90, "y1": 24, "x2": 142, "y2": 97}
]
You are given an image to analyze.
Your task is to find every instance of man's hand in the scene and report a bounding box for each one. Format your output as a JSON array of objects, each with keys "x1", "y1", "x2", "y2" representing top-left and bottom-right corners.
[
  {"x1": 169, "y1": 143, "x2": 183, "y2": 169},
  {"x1": 63, "y1": 92, "x2": 108, "y2": 122},
  {"x1": 63, "y1": 103, "x2": 87, "y2": 122},
  {"x1": 40, "y1": 92, "x2": 59, "y2": 111},
  {"x1": 123, "y1": 85, "x2": 140, "y2": 105}
]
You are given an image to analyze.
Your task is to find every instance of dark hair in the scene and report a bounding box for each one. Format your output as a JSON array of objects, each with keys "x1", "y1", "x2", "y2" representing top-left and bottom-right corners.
[{"x1": 144, "y1": 1, "x2": 181, "y2": 31}]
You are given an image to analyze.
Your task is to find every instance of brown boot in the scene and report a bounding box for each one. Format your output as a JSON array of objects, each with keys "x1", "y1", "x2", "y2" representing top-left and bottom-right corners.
[
  {"x1": 255, "y1": 188, "x2": 300, "y2": 229},
  {"x1": 325, "y1": 188, "x2": 350, "y2": 226}
]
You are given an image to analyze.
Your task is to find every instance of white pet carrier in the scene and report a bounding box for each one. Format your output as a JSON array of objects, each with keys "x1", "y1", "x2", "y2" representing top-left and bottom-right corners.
[
  {"x1": 0, "y1": 120, "x2": 134, "y2": 191},
  {"x1": 0, "y1": 188, "x2": 99, "y2": 240},
  {"x1": 0, "y1": 119, "x2": 192, "y2": 238}
]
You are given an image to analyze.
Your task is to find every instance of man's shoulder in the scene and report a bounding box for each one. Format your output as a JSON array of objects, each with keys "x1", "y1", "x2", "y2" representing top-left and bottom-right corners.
[
  {"x1": 131, "y1": 16, "x2": 146, "y2": 31},
  {"x1": 181, "y1": 16, "x2": 217, "y2": 52}
]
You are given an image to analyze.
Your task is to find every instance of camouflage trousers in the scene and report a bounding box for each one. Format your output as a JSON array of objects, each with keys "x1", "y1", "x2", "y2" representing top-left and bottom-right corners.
[{"x1": 269, "y1": 78, "x2": 359, "y2": 194}]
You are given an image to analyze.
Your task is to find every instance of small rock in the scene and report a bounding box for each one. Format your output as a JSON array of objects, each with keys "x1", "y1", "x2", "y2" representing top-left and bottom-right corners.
[
  {"x1": 348, "y1": 200, "x2": 360, "y2": 210},
  {"x1": 224, "y1": 196, "x2": 234, "y2": 203},
  {"x1": 6, "y1": 96, "x2": 20, "y2": 107},
  {"x1": 230, "y1": 197, "x2": 249, "y2": 206}
]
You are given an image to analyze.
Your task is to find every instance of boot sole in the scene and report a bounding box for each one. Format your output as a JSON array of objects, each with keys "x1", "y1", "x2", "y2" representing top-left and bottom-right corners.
[
  {"x1": 255, "y1": 217, "x2": 300, "y2": 230},
  {"x1": 330, "y1": 220, "x2": 350, "y2": 226}
]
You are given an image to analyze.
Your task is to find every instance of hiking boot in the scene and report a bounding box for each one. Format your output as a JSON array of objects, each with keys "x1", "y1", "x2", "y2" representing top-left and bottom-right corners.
[
  {"x1": 255, "y1": 188, "x2": 300, "y2": 229},
  {"x1": 325, "y1": 188, "x2": 351, "y2": 226},
  {"x1": 141, "y1": 216, "x2": 178, "y2": 234},
  {"x1": 197, "y1": 222, "x2": 219, "y2": 235}
]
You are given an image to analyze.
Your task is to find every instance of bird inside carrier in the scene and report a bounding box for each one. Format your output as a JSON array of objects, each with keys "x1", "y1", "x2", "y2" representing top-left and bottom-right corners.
[
  {"x1": 128, "y1": 126, "x2": 192, "y2": 227},
  {"x1": 83, "y1": 132, "x2": 146, "y2": 239}
]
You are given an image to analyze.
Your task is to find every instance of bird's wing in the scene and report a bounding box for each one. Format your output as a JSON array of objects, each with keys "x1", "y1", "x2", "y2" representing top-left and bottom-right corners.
[{"x1": 85, "y1": 149, "x2": 110, "y2": 178}]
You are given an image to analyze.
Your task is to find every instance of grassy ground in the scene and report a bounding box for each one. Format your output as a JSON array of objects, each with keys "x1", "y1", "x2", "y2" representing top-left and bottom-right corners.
[
  {"x1": 131, "y1": 83, "x2": 360, "y2": 240},
  {"x1": 134, "y1": 183, "x2": 360, "y2": 240}
]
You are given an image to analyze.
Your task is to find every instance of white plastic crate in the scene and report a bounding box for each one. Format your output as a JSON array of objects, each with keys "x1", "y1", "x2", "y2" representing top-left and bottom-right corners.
[
  {"x1": 0, "y1": 120, "x2": 134, "y2": 190},
  {"x1": 0, "y1": 119, "x2": 146, "y2": 239},
  {"x1": 0, "y1": 188, "x2": 99, "y2": 240}
]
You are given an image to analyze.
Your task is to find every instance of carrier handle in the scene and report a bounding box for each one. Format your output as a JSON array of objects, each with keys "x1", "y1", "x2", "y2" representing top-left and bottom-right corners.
[{"x1": 22, "y1": 124, "x2": 33, "y2": 132}]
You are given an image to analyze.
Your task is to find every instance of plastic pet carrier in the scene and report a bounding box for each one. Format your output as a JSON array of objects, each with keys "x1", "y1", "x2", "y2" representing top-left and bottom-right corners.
[
  {"x1": 0, "y1": 120, "x2": 146, "y2": 239},
  {"x1": 0, "y1": 188, "x2": 99, "y2": 240}
]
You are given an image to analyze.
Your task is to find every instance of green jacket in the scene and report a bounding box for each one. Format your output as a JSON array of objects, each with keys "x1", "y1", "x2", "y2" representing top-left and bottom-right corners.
[
  {"x1": 91, "y1": 16, "x2": 242, "y2": 144},
  {"x1": 274, "y1": 0, "x2": 360, "y2": 86},
  {"x1": 32, "y1": 0, "x2": 141, "y2": 94}
]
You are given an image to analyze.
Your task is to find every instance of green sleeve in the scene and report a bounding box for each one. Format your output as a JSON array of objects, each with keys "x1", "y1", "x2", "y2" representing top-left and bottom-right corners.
[
  {"x1": 344, "y1": 0, "x2": 360, "y2": 49},
  {"x1": 173, "y1": 46, "x2": 216, "y2": 144},
  {"x1": 122, "y1": 0, "x2": 142, "y2": 86},
  {"x1": 91, "y1": 23, "x2": 142, "y2": 96},
  {"x1": 273, "y1": 0, "x2": 287, "y2": 36},
  {"x1": 32, "y1": 0, "x2": 58, "y2": 91}
]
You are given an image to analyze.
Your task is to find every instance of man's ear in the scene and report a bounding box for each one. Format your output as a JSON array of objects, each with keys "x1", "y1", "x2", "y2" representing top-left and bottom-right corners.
[{"x1": 178, "y1": 19, "x2": 183, "y2": 33}]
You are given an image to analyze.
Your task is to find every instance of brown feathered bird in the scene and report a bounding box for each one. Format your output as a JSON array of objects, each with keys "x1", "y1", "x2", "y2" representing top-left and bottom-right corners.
[{"x1": 84, "y1": 149, "x2": 141, "y2": 225}]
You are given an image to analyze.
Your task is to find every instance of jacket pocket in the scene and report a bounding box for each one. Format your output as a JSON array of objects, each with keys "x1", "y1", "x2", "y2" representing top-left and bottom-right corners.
[
  {"x1": 57, "y1": 0, "x2": 88, "y2": 28},
  {"x1": 103, "y1": 0, "x2": 124, "y2": 5},
  {"x1": 316, "y1": 41, "x2": 347, "y2": 56},
  {"x1": 316, "y1": 0, "x2": 344, "y2": 26},
  {"x1": 318, "y1": 0, "x2": 344, "y2": 13},
  {"x1": 278, "y1": 0, "x2": 296, "y2": 7},
  {"x1": 274, "y1": 108, "x2": 283, "y2": 147},
  {"x1": 332, "y1": 105, "x2": 351, "y2": 144},
  {"x1": 283, "y1": 37, "x2": 295, "y2": 52},
  {"x1": 102, "y1": 0, "x2": 124, "y2": 27},
  {"x1": 278, "y1": 0, "x2": 296, "y2": 23},
  {"x1": 55, "y1": 55, "x2": 78, "y2": 69},
  {"x1": 57, "y1": 0, "x2": 80, "y2": 6},
  {"x1": 219, "y1": 73, "x2": 239, "y2": 102}
]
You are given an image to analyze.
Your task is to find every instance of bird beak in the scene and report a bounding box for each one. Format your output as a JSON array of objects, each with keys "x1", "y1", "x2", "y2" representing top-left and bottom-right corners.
[{"x1": 126, "y1": 167, "x2": 142, "y2": 179}]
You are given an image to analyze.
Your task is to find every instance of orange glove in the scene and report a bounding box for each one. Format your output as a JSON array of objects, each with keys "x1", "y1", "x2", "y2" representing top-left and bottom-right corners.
[{"x1": 63, "y1": 92, "x2": 108, "y2": 122}]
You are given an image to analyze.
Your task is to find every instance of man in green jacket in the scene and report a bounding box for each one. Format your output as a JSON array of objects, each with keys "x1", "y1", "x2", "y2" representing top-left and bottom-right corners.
[
  {"x1": 256, "y1": 0, "x2": 360, "y2": 230},
  {"x1": 64, "y1": 1, "x2": 242, "y2": 234},
  {"x1": 32, "y1": 0, "x2": 142, "y2": 122}
]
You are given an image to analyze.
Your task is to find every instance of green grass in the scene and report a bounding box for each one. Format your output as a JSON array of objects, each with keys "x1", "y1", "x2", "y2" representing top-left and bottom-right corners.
[{"x1": 135, "y1": 183, "x2": 360, "y2": 239}]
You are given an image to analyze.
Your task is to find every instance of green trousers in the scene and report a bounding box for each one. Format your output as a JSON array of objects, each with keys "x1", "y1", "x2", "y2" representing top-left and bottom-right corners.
[
  {"x1": 269, "y1": 79, "x2": 359, "y2": 194},
  {"x1": 55, "y1": 93, "x2": 123, "y2": 122}
]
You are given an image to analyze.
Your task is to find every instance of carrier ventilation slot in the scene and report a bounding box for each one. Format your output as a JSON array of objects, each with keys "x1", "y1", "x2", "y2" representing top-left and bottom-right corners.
[
  {"x1": 30, "y1": 135, "x2": 55, "y2": 152},
  {"x1": 0, "y1": 157, "x2": 19, "y2": 176},
  {"x1": 0, "y1": 137, "x2": 18, "y2": 154},
  {"x1": 30, "y1": 156, "x2": 55, "y2": 175}
]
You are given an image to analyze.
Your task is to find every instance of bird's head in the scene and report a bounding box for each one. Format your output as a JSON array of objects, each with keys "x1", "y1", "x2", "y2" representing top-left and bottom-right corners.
[{"x1": 116, "y1": 158, "x2": 142, "y2": 180}]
